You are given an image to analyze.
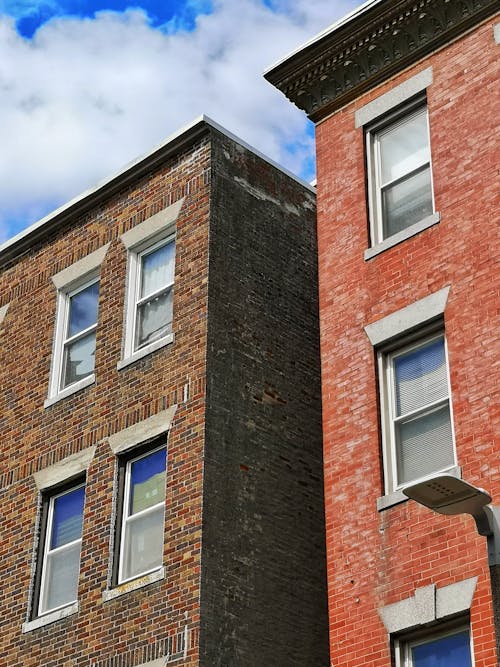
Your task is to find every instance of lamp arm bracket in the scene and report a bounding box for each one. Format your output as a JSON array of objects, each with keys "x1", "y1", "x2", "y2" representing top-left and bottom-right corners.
[{"x1": 481, "y1": 506, "x2": 500, "y2": 567}]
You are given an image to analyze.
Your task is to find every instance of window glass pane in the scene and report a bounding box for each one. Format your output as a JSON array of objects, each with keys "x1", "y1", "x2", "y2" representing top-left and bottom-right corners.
[
  {"x1": 63, "y1": 331, "x2": 96, "y2": 387},
  {"x1": 140, "y1": 242, "x2": 175, "y2": 299},
  {"x1": 379, "y1": 110, "x2": 429, "y2": 184},
  {"x1": 67, "y1": 282, "x2": 99, "y2": 337},
  {"x1": 129, "y1": 449, "x2": 166, "y2": 515},
  {"x1": 411, "y1": 630, "x2": 472, "y2": 667},
  {"x1": 41, "y1": 541, "x2": 81, "y2": 613},
  {"x1": 135, "y1": 288, "x2": 173, "y2": 349},
  {"x1": 51, "y1": 486, "x2": 85, "y2": 549},
  {"x1": 382, "y1": 166, "x2": 433, "y2": 237},
  {"x1": 122, "y1": 506, "x2": 164, "y2": 580},
  {"x1": 394, "y1": 338, "x2": 447, "y2": 416},
  {"x1": 396, "y1": 404, "x2": 454, "y2": 485}
]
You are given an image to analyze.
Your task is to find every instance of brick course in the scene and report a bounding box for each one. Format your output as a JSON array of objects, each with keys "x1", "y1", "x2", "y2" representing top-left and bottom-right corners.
[
  {"x1": 316, "y1": 17, "x2": 499, "y2": 666},
  {"x1": 0, "y1": 124, "x2": 329, "y2": 666}
]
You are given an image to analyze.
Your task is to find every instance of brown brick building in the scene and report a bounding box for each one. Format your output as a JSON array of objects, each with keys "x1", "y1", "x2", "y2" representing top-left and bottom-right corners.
[
  {"x1": 0, "y1": 118, "x2": 329, "y2": 666},
  {"x1": 267, "y1": 1, "x2": 499, "y2": 665}
]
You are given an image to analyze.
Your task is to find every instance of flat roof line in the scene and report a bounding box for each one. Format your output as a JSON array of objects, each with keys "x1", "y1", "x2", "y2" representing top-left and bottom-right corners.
[{"x1": 0, "y1": 115, "x2": 314, "y2": 265}]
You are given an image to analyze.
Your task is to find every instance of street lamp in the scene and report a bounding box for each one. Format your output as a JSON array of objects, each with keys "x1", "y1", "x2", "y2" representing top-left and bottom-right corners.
[{"x1": 403, "y1": 474, "x2": 500, "y2": 657}]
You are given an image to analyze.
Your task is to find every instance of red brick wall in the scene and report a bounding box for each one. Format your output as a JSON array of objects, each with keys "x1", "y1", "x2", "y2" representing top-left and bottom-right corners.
[
  {"x1": 0, "y1": 138, "x2": 211, "y2": 666},
  {"x1": 316, "y1": 17, "x2": 499, "y2": 666}
]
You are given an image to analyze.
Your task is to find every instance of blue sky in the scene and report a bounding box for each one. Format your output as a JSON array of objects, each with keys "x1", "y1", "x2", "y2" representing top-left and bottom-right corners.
[{"x1": 0, "y1": 0, "x2": 359, "y2": 243}]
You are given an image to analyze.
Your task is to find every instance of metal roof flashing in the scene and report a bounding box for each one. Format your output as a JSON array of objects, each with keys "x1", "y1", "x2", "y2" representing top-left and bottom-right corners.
[{"x1": 0, "y1": 115, "x2": 314, "y2": 267}]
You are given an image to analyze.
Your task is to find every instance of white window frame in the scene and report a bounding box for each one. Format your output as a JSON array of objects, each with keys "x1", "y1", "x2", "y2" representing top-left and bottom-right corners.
[
  {"x1": 119, "y1": 199, "x2": 183, "y2": 369},
  {"x1": 51, "y1": 276, "x2": 99, "y2": 396},
  {"x1": 116, "y1": 443, "x2": 167, "y2": 585},
  {"x1": 366, "y1": 97, "x2": 435, "y2": 248},
  {"x1": 378, "y1": 326, "x2": 457, "y2": 496},
  {"x1": 123, "y1": 233, "x2": 175, "y2": 363},
  {"x1": 37, "y1": 481, "x2": 85, "y2": 617},
  {"x1": 46, "y1": 244, "x2": 109, "y2": 407},
  {"x1": 394, "y1": 623, "x2": 474, "y2": 667}
]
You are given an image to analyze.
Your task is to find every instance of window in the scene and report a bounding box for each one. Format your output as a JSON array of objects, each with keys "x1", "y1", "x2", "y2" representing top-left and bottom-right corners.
[
  {"x1": 34, "y1": 482, "x2": 85, "y2": 617},
  {"x1": 122, "y1": 235, "x2": 175, "y2": 363},
  {"x1": 47, "y1": 244, "x2": 108, "y2": 405},
  {"x1": 47, "y1": 275, "x2": 100, "y2": 403},
  {"x1": 395, "y1": 626, "x2": 473, "y2": 667},
  {"x1": 60, "y1": 278, "x2": 99, "y2": 389},
  {"x1": 134, "y1": 238, "x2": 175, "y2": 351},
  {"x1": 380, "y1": 330, "x2": 456, "y2": 493},
  {"x1": 367, "y1": 100, "x2": 434, "y2": 245},
  {"x1": 115, "y1": 444, "x2": 167, "y2": 584}
]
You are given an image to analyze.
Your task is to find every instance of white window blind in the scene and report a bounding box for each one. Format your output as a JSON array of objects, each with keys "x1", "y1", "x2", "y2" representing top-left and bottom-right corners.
[{"x1": 387, "y1": 334, "x2": 455, "y2": 488}]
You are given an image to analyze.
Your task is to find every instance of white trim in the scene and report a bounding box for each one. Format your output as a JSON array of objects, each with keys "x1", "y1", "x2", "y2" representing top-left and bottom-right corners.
[
  {"x1": 47, "y1": 276, "x2": 99, "y2": 403},
  {"x1": 355, "y1": 67, "x2": 433, "y2": 127},
  {"x1": 22, "y1": 601, "x2": 78, "y2": 633},
  {"x1": 44, "y1": 374, "x2": 95, "y2": 408},
  {"x1": 365, "y1": 99, "x2": 435, "y2": 248},
  {"x1": 364, "y1": 287, "x2": 450, "y2": 346},
  {"x1": 378, "y1": 329, "x2": 457, "y2": 496},
  {"x1": 120, "y1": 200, "x2": 183, "y2": 249},
  {"x1": 117, "y1": 333, "x2": 175, "y2": 370},
  {"x1": 120, "y1": 230, "x2": 176, "y2": 365},
  {"x1": 0, "y1": 303, "x2": 9, "y2": 325},
  {"x1": 33, "y1": 446, "x2": 96, "y2": 490},
  {"x1": 364, "y1": 212, "x2": 440, "y2": 260},
  {"x1": 108, "y1": 406, "x2": 177, "y2": 455},
  {"x1": 118, "y1": 445, "x2": 166, "y2": 584},
  {"x1": 47, "y1": 248, "x2": 106, "y2": 405},
  {"x1": 394, "y1": 623, "x2": 474, "y2": 667},
  {"x1": 136, "y1": 659, "x2": 169, "y2": 667},
  {"x1": 51, "y1": 243, "x2": 109, "y2": 289},
  {"x1": 37, "y1": 482, "x2": 85, "y2": 618}
]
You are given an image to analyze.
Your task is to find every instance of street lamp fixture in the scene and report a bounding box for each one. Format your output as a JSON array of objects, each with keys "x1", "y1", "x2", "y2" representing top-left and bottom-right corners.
[
  {"x1": 403, "y1": 474, "x2": 499, "y2": 562},
  {"x1": 403, "y1": 473, "x2": 500, "y2": 656}
]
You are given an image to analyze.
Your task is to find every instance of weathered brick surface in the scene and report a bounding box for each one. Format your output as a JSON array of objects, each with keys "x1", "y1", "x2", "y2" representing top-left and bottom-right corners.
[
  {"x1": 0, "y1": 125, "x2": 328, "y2": 665},
  {"x1": 0, "y1": 136, "x2": 211, "y2": 667},
  {"x1": 200, "y1": 131, "x2": 329, "y2": 666},
  {"x1": 316, "y1": 17, "x2": 499, "y2": 666}
]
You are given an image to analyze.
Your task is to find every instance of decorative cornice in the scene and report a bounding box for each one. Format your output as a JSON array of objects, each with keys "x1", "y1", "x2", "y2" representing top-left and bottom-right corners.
[{"x1": 265, "y1": 0, "x2": 498, "y2": 122}]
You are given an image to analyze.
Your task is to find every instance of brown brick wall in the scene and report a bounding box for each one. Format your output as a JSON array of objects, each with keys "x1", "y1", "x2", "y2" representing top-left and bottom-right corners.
[
  {"x1": 315, "y1": 17, "x2": 499, "y2": 667},
  {"x1": 0, "y1": 136, "x2": 211, "y2": 666}
]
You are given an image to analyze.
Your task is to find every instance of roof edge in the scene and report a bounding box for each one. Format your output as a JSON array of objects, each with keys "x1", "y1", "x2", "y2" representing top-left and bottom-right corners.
[
  {"x1": 265, "y1": 0, "x2": 499, "y2": 122},
  {"x1": 0, "y1": 115, "x2": 314, "y2": 267}
]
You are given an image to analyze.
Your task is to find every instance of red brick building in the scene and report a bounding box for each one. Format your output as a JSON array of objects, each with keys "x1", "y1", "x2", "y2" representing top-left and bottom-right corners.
[
  {"x1": 267, "y1": 1, "x2": 499, "y2": 665},
  {"x1": 0, "y1": 118, "x2": 330, "y2": 666}
]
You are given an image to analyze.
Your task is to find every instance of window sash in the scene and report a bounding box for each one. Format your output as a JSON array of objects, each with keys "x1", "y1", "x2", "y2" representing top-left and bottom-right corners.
[
  {"x1": 396, "y1": 626, "x2": 473, "y2": 667},
  {"x1": 368, "y1": 101, "x2": 434, "y2": 245},
  {"x1": 127, "y1": 235, "x2": 175, "y2": 355},
  {"x1": 56, "y1": 277, "x2": 99, "y2": 391},
  {"x1": 381, "y1": 331, "x2": 456, "y2": 493},
  {"x1": 38, "y1": 483, "x2": 85, "y2": 616},
  {"x1": 117, "y1": 446, "x2": 166, "y2": 584}
]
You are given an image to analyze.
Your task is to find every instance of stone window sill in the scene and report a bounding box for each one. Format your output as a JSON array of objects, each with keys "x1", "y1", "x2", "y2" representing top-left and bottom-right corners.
[
  {"x1": 22, "y1": 601, "x2": 78, "y2": 633},
  {"x1": 365, "y1": 212, "x2": 440, "y2": 261},
  {"x1": 102, "y1": 567, "x2": 165, "y2": 602},
  {"x1": 44, "y1": 375, "x2": 95, "y2": 408},
  {"x1": 117, "y1": 335, "x2": 175, "y2": 371}
]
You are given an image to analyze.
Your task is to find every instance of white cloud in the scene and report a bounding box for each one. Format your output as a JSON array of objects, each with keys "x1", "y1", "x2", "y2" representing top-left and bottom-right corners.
[{"x1": 0, "y1": 0, "x2": 357, "y2": 241}]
